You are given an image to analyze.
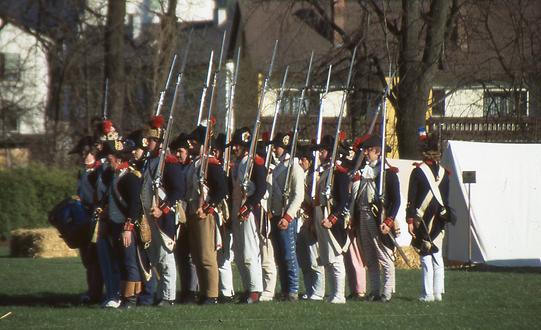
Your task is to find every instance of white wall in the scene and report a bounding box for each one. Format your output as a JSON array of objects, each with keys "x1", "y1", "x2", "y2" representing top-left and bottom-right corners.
[
  {"x1": 262, "y1": 89, "x2": 347, "y2": 117},
  {"x1": 444, "y1": 89, "x2": 484, "y2": 117},
  {"x1": 0, "y1": 23, "x2": 47, "y2": 135}
]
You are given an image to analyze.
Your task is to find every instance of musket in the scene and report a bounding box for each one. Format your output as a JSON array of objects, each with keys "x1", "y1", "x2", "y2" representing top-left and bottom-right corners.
[
  {"x1": 375, "y1": 66, "x2": 413, "y2": 268},
  {"x1": 241, "y1": 40, "x2": 278, "y2": 193},
  {"x1": 200, "y1": 31, "x2": 227, "y2": 183},
  {"x1": 350, "y1": 68, "x2": 397, "y2": 175},
  {"x1": 154, "y1": 54, "x2": 178, "y2": 116},
  {"x1": 154, "y1": 70, "x2": 184, "y2": 203},
  {"x1": 282, "y1": 51, "x2": 314, "y2": 211},
  {"x1": 102, "y1": 78, "x2": 109, "y2": 120},
  {"x1": 310, "y1": 64, "x2": 333, "y2": 200},
  {"x1": 197, "y1": 50, "x2": 215, "y2": 126},
  {"x1": 223, "y1": 47, "x2": 241, "y2": 176},
  {"x1": 323, "y1": 46, "x2": 357, "y2": 203},
  {"x1": 264, "y1": 65, "x2": 290, "y2": 172}
]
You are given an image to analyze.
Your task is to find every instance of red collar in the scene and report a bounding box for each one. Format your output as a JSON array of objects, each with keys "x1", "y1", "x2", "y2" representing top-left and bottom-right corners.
[
  {"x1": 165, "y1": 154, "x2": 179, "y2": 164},
  {"x1": 116, "y1": 161, "x2": 129, "y2": 171},
  {"x1": 208, "y1": 156, "x2": 221, "y2": 166}
]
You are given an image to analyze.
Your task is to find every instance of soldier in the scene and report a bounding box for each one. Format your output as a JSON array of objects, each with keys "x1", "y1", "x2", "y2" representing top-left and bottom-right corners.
[
  {"x1": 101, "y1": 139, "x2": 145, "y2": 308},
  {"x1": 213, "y1": 133, "x2": 236, "y2": 303},
  {"x1": 93, "y1": 120, "x2": 122, "y2": 309},
  {"x1": 69, "y1": 136, "x2": 103, "y2": 304},
  {"x1": 406, "y1": 131, "x2": 450, "y2": 302},
  {"x1": 313, "y1": 134, "x2": 349, "y2": 304},
  {"x1": 268, "y1": 132, "x2": 305, "y2": 302},
  {"x1": 296, "y1": 144, "x2": 325, "y2": 301},
  {"x1": 169, "y1": 132, "x2": 199, "y2": 304},
  {"x1": 354, "y1": 135, "x2": 400, "y2": 303},
  {"x1": 228, "y1": 127, "x2": 266, "y2": 304},
  {"x1": 127, "y1": 129, "x2": 178, "y2": 307},
  {"x1": 185, "y1": 124, "x2": 227, "y2": 304},
  {"x1": 344, "y1": 135, "x2": 371, "y2": 301}
]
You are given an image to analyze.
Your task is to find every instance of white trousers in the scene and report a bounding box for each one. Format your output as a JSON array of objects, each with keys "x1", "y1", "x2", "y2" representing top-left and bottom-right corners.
[
  {"x1": 260, "y1": 237, "x2": 277, "y2": 298},
  {"x1": 297, "y1": 225, "x2": 325, "y2": 298},
  {"x1": 232, "y1": 212, "x2": 263, "y2": 292},
  {"x1": 357, "y1": 210, "x2": 395, "y2": 299},
  {"x1": 218, "y1": 229, "x2": 235, "y2": 297},
  {"x1": 420, "y1": 250, "x2": 444, "y2": 298},
  {"x1": 156, "y1": 243, "x2": 176, "y2": 301},
  {"x1": 325, "y1": 256, "x2": 346, "y2": 303}
]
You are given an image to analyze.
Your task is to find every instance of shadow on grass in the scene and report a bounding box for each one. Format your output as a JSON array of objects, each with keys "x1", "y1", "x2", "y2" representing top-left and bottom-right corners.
[
  {"x1": 0, "y1": 292, "x2": 84, "y2": 308},
  {"x1": 448, "y1": 264, "x2": 541, "y2": 274}
]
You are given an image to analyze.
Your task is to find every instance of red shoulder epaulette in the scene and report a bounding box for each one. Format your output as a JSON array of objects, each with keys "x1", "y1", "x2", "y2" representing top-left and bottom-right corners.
[
  {"x1": 254, "y1": 155, "x2": 265, "y2": 166},
  {"x1": 387, "y1": 166, "x2": 399, "y2": 173},
  {"x1": 165, "y1": 154, "x2": 178, "y2": 164},
  {"x1": 208, "y1": 156, "x2": 221, "y2": 166},
  {"x1": 335, "y1": 164, "x2": 348, "y2": 174}
]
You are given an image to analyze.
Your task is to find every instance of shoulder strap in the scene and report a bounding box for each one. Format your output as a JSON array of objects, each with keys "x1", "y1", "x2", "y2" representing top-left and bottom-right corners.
[{"x1": 419, "y1": 163, "x2": 445, "y2": 207}]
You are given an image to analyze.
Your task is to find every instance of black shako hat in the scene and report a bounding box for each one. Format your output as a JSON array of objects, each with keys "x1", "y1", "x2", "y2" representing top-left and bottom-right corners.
[
  {"x1": 126, "y1": 129, "x2": 148, "y2": 150},
  {"x1": 188, "y1": 125, "x2": 206, "y2": 144},
  {"x1": 226, "y1": 127, "x2": 252, "y2": 148},
  {"x1": 170, "y1": 132, "x2": 190, "y2": 150},
  {"x1": 270, "y1": 132, "x2": 293, "y2": 150}
]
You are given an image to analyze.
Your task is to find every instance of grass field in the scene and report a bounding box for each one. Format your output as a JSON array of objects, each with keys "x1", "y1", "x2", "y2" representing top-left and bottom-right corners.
[{"x1": 1, "y1": 246, "x2": 540, "y2": 329}]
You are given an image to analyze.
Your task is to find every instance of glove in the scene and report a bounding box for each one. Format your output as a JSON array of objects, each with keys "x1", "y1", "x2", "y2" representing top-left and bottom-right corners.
[
  {"x1": 202, "y1": 202, "x2": 215, "y2": 215},
  {"x1": 238, "y1": 204, "x2": 252, "y2": 222}
]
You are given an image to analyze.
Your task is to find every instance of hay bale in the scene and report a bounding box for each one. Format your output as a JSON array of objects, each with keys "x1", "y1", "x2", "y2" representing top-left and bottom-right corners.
[
  {"x1": 10, "y1": 228, "x2": 78, "y2": 258},
  {"x1": 394, "y1": 246, "x2": 421, "y2": 269}
]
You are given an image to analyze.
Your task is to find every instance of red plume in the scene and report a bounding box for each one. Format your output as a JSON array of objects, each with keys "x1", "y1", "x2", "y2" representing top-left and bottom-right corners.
[
  {"x1": 151, "y1": 115, "x2": 165, "y2": 129},
  {"x1": 338, "y1": 131, "x2": 347, "y2": 142},
  {"x1": 210, "y1": 115, "x2": 216, "y2": 126},
  {"x1": 353, "y1": 133, "x2": 371, "y2": 149},
  {"x1": 262, "y1": 131, "x2": 270, "y2": 142},
  {"x1": 102, "y1": 120, "x2": 113, "y2": 134}
]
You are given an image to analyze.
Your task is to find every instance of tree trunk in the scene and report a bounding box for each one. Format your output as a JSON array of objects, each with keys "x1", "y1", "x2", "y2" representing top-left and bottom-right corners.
[
  {"x1": 150, "y1": 0, "x2": 178, "y2": 118},
  {"x1": 395, "y1": 0, "x2": 450, "y2": 159},
  {"x1": 104, "y1": 0, "x2": 126, "y2": 129}
]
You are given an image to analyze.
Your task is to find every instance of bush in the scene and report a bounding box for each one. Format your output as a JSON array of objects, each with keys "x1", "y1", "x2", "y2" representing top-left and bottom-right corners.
[{"x1": 0, "y1": 164, "x2": 77, "y2": 240}]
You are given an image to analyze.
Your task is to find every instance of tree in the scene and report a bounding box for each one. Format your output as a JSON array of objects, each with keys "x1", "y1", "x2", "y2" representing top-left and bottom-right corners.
[
  {"x1": 104, "y1": 0, "x2": 126, "y2": 129},
  {"x1": 293, "y1": 0, "x2": 459, "y2": 158}
]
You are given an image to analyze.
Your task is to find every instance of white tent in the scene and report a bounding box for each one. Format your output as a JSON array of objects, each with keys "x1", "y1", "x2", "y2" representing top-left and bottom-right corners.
[
  {"x1": 384, "y1": 158, "x2": 418, "y2": 247},
  {"x1": 441, "y1": 140, "x2": 541, "y2": 267}
]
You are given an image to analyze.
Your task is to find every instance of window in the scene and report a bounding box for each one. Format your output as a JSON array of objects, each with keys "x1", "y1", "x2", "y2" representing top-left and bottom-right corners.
[
  {"x1": 281, "y1": 90, "x2": 318, "y2": 116},
  {"x1": 483, "y1": 90, "x2": 527, "y2": 117},
  {"x1": 0, "y1": 103, "x2": 19, "y2": 134},
  {"x1": 0, "y1": 53, "x2": 21, "y2": 81},
  {"x1": 432, "y1": 89, "x2": 446, "y2": 116}
]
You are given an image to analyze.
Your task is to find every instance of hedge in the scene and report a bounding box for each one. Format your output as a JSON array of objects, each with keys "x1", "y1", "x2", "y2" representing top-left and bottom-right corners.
[{"x1": 0, "y1": 165, "x2": 77, "y2": 240}]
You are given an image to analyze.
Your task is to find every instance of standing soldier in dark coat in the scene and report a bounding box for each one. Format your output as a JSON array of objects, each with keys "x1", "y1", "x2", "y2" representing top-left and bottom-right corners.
[
  {"x1": 313, "y1": 135, "x2": 349, "y2": 304},
  {"x1": 70, "y1": 136, "x2": 103, "y2": 304},
  {"x1": 213, "y1": 133, "x2": 236, "y2": 303},
  {"x1": 354, "y1": 135, "x2": 400, "y2": 303},
  {"x1": 101, "y1": 139, "x2": 145, "y2": 308},
  {"x1": 169, "y1": 132, "x2": 199, "y2": 304},
  {"x1": 268, "y1": 132, "x2": 305, "y2": 302},
  {"x1": 229, "y1": 127, "x2": 267, "y2": 304},
  {"x1": 296, "y1": 144, "x2": 325, "y2": 301},
  {"x1": 186, "y1": 124, "x2": 228, "y2": 304},
  {"x1": 138, "y1": 115, "x2": 166, "y2": 306},
  {"x1": 407, "y1": 131, "x2": 450, "y2": 302}
]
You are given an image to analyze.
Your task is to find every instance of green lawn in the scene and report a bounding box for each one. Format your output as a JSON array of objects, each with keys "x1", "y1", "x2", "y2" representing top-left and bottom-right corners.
[{"x1": 0, "y1": 245, "x2": 540, "y2": 329}]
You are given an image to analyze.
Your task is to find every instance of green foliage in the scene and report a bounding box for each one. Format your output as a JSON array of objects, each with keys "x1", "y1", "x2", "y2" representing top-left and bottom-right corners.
[{"x1": 0, "y1": 165, "x2": 77, "y2": 239}]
